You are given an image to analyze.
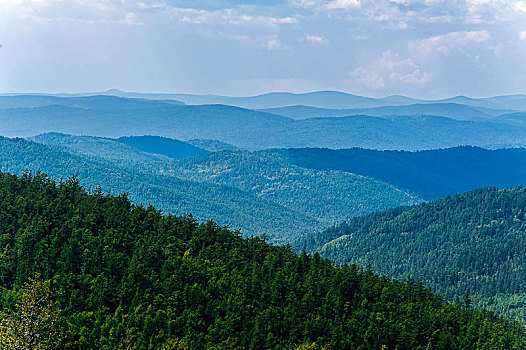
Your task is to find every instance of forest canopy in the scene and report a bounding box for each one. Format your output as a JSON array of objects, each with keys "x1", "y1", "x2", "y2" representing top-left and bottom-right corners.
[{"x1": 0, "y1": 172, "x2": 524, "y2": 349}]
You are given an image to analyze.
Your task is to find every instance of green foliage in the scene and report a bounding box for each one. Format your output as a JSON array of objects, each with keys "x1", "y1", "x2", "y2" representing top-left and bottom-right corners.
[
  {"x1": 293, "y1": 342, "x2": 327, "y2": 350},
  {"x1": 170, "y1": 150, "x2": 421, "y2": 226},
  {"x1": 0, "y1": 274, "x2": 65, "y2": 349},
  {"x1": 309, "y1": 186, "x2": 526, "y2": 321},
  {"x1": 0, "y1": 172, "x2": 524, "y2": 349}
]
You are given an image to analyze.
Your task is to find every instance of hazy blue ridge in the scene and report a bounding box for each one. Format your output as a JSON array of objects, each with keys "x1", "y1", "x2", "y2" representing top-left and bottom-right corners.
[
  {"x1": 1, "y1": 136, "x2": 319, "y2": 242},
  {"x1": 186, "y1": 139, "x2": 240, "y2": 151},
  {"x1": 273, "y1": 146, "x2": 526, "y2": 200},
  {"x1": 259, "y1": 103, "x2": 509, "y2": 121},
  {"x1": 94, "y1": 90, "x2": 526, "y2": 110},
  {"x1": 116, "y1": 135, "x2": 209, "y2": 159},
  {"x1": 0, "y1": 94, "x2": 184, "y2": 109},
  {"x1": 3, "y1": 103, "x2": 526, "y2": 150},
  {"x1": 30, "y1": 133, "x2": 422, "y2": 229}
]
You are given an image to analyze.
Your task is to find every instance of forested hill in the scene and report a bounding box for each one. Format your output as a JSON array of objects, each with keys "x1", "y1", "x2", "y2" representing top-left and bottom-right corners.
[
  {"x1": 0, "y1": 136, "x2": 318, "y2": 241},
  {"x1": 165, "y1": 150, "x2": 422, "y2": 226},
  {"x1": 29, "y1": 133, "x2": 422, "y2": 230},
  {"x1": 115, "y1": 135, "x2": 209, "y2": 159},
  {"x1": 274, "y1": 146, "x2": 526, "y2": 200},
  {"x1": 0, "y1": 172, "x2": 525, "y2": 349},
  {"x1": 305, "y1": 187, "x2": 526, "y2": 321}
]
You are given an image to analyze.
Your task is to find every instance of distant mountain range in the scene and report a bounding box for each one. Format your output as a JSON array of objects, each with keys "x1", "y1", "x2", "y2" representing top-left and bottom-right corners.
[
  {"x1": 1, "y1": 95, "x2": 526, "y2": 150},
  {"x1": 5, "y1": 89, "x2": 525, "y2": 110},
  {"x1": 259, "y1": 103, "x2": 512, "y2": 121},
  {"x1": 0, "y1": 94, "x2": 184, "y2": 109}
]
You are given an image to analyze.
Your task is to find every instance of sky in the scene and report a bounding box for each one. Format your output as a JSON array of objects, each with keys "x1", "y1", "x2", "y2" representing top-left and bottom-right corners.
[{"x1": 0, "y1": 0, "x2": 525, "y2": 98}]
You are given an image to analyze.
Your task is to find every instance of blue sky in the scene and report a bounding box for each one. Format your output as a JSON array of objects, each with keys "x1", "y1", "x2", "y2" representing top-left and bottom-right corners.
[{"x1": 0, "y1": 0, "x2": 525, "y2": 98}]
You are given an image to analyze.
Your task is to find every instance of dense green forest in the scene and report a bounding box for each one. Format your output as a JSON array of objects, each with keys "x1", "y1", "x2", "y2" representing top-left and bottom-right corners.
[
  {"x1": 31, "y1": 133, "x2": 421, "y2": 228},
  {"x1": 274, "y1": 146, "x2": 526, "y2": 200},
  {"x1": 164, "y1": 150, "x2": 421, "y2": 225},
  {"x1": 0, "y1": 136, "x2": 318, "y2": 242},
  {"x1": 302, "y1": 187, "x2": 526, "y2": 321},
  {"x1": 0, "y1": 172, "x2": 525, "y2": 349}
]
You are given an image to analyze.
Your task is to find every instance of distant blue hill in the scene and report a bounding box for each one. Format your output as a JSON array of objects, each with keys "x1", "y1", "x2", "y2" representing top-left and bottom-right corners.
[
  {"x1": 2, "y1": 104, "x2": 526, "y2": 150},
  {"x1": 186, "y1": 139, "x2": 240, "y2": 152},
  {"x1": 5, "y1": 90, "x2": 526, "y2": 111},
  {"x1": 496, "y1": 112, "x2": 526, "y2": 126},
  {"x1": 476, "y1": 95, "x2": 526, "y2": 110},
  {"x1": 274, "y1": 146, "x2": 526, "y2": 200},
  {"x1": 95, "y1": 90, "x2": 526, "y2": 110},
  {"x1": 162, "y1": 91, "x2": 387, "y2": 109},
  {"x1": 116, "y1": 135, "x2": 208, "y2": 159},
  {"x1": 0, "y1": 95, "x2": 184, "y2": 109},
  {"x1": 259, "y1": 103, "x2": 509, "y2": 121}
]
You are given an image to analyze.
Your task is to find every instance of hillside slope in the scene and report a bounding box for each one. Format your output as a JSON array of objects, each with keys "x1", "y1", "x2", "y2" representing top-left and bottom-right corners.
[
  {"x1": 170, "y1": 150, "x2": 422, "y2": 225},
  {"x1": 308, "y1": 187, "x2": 526, "y2": 320},
  {"x1": 0, "y1": 94, "x2": 184, "y2": 109},
  {"x1": 0, "y1": 136, "x2": 317, "y2": 241},
  {"x1": 31, "y1": 134, "x2": 422, "y2": 227},
  {"x1": 99, "y1": 90, "x2": 526, "y2": 110},
  {"x1": 0, "y1": 172, "x2": 524, "y2": 349},
  {"x1": 274, "y1": 146, "x2": 526, "y2": 200}
]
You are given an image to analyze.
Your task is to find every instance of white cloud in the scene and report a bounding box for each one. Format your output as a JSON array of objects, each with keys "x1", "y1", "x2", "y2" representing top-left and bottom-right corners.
[
  {"x1": 264, "y1": 36, "x2": 289, "y2": 50},
  {"x1": 304, "y1": 35, "x2": 327, "y2": 44},
  {"x1": 165, "y1": 7, "x2": 300, "y2": 27},
  {"x1": 418, "y1": 15, "x2": 453, "y2": 23},
  {"x1": 410, "y1": 30, "x2": 491, "y2": 55},
  {"x1": 267, "y1": 39, "x2": 280, "y2": 49},
  {"x1": 350, "y1": 50, "x2": 430, "y2": 89},
  {"x1": 520, "y1": 30, "x2": 526, "y2": 40},
  {"x1": 124, "y1": 12, "x2": 144, "y2": 25},
  {"x1": 325, "y1": 0, "x2": 360, "y2": 10},
  {"x1": 466, "y1": 0, "x2": 492, "y2": 5},
  {"x1": 515, "y1": 1, "x2": 526, "y2": 12}
]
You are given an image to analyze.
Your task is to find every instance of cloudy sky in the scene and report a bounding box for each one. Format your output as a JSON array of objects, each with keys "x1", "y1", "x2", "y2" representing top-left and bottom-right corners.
[{"x1": 0, "y1": 0, "x2": 525, "y2": 98}]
